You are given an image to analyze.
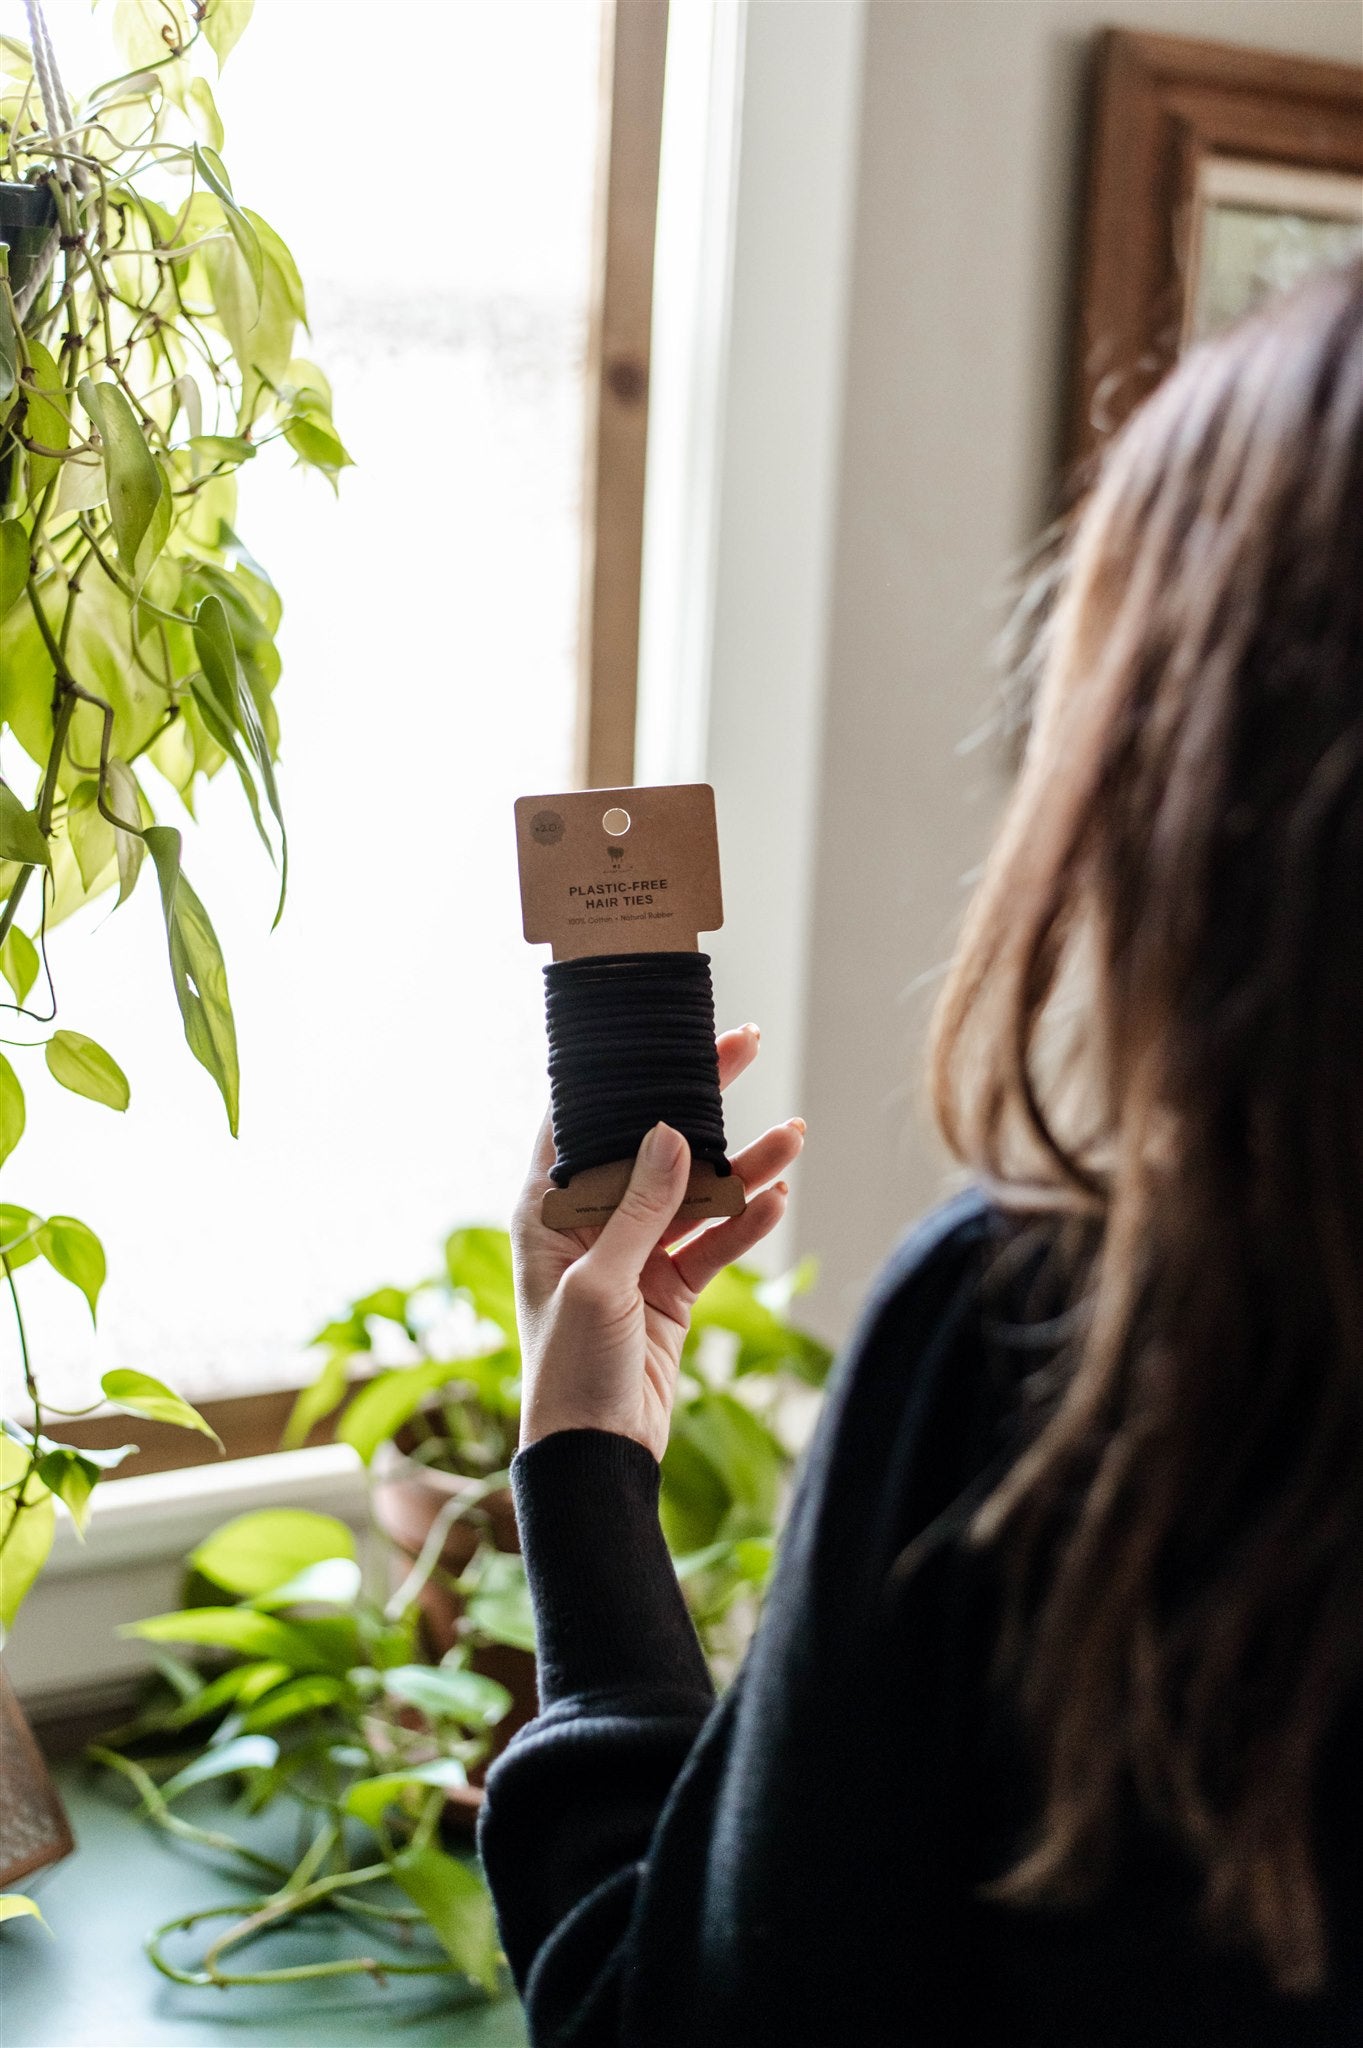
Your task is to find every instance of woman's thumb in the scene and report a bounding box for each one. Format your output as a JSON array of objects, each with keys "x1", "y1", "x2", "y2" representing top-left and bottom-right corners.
[{"x1": 591, "y1": 1123, "x2": 691, "y2": 1272}]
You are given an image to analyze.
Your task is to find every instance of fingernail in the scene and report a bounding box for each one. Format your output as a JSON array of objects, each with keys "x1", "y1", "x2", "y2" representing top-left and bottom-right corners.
[
  {"x1": 774, "y1": 1180, "x2": 790, "y2": 1197},
  {"x1": 786, "y1": 1117, "x2": 806, "y2": 1135},
  {"x1": 644, "y1": 1121, "x2": 685, "y2": 1171},
  {"x1": 744, "y1": 1022, "x2": 761, "y2": 1040}
]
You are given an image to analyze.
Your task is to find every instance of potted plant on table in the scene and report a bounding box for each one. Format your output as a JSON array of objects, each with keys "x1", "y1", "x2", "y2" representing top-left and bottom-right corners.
[
  {"x1": 287, "y1": 1222, "x2": 835, "y2": 1765},
  {"x1": 0, "y1": 0, "x2": 348, "y2": 1924},
  {"x1": 93, "y1": 1221, "x2": 833, "y2": 2000}
]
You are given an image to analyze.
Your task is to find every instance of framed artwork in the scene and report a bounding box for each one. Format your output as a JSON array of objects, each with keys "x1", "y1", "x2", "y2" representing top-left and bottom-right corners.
[
  {"x1": 1070, "y1": 29, "x2": 1363, "y2": 460},
  {"x1": 0, "y1": 1662, "x2": 73, "y2": 1891}
]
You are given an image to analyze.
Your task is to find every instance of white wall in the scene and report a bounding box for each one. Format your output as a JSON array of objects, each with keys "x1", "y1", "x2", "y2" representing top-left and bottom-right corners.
[{"x1": 698, "y1": 0, "x2": 1362, "y2": 1340}]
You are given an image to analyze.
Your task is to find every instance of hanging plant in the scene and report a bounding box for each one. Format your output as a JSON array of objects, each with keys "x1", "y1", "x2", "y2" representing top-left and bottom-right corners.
[{"x1": 0, "y1": 0, "x2": 349, "y2": 1653}]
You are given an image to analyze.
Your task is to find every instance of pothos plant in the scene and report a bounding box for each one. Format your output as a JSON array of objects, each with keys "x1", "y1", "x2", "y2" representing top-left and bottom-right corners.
[
  {"x1": 287, "y1": 1225, "x2": 835, "y2": 1673},
  {"x1": 92, "y1": 1226, "x2": 833, "y2": 1997},
  {"x1": 93, "y1": 1503, "x2": 507, "y2": 1995},
  {"x1": 0, "y1": 3, "x2": 349, "y2": 1657}
]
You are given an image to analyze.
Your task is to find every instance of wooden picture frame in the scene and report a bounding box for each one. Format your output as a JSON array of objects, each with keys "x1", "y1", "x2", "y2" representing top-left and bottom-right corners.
[
  {"x1": 0, "y1": 1660, "x2": 73, "y2": 1889},
  {"x1": 1070, "y1": 29, "x2": 1363, "y2": 462}
]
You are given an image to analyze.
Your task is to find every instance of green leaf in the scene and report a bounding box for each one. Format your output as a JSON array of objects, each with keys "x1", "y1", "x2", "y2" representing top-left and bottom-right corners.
[
  {"x1": 193, "y1": 145, "x2": 263, "y2": 299},
  {"x1": 0, "y1": 285, "x2": 15, "y2": 406},
  {"x1": 37, "y1": 1216, "x2": 106, "y2": 1322},
  {"x1": 343, "y1": 1758, "x2": 468, "y2": 1829},
  {"x1": 143, "y1": 827, "x2": 239, "y2": 1134},
  {"x1": 22, "y1": 339, "x2": 70, "y2": 504},
  {"x1": 122, "y1": 1606, "x2": 340, "y2": 1672},
  {"x1": 0, "y1": 519, "x2": 27, "y2": 618},
  {"x1": 45, "y1": 1030, "x2": 130, "y2": 1112},
  {"x1": 353, "y1": 1286, "x2": 411, "y2": 1325},
  {"x1": 187, "y1": 433, "x2": 254, "y2": 469},
  {"x1": 113, "y1": 0, "x2": 189, "y2": 67},
  {"x1": 239, "y1": 1672, "x2": 346, "y2": 1732},
  {"x1": 78, "y1": 378, "x2": 166, "y2": 583},
  {"x1": 158, "y1": 1734, "x2": 278, "y2": 1803},
  {"x1": 35, "y1": 1445, "x2": 104, "y2": 1535},
  {"x1": 668, "y1": 1392, "x2": 786, "y2": 1535},
  {"x1": 280, "y1": 1347, "x2": 350, "y2": 1452},
  {"x1": 54, "y1": 447, "x2": 106, "y2": 516},
  {"x1": 463, "y1": 1553, "x2": 536, "y2": 1654},
  {"x1": 0, "y1": 1435, "x2": 53, "y2": 1633},
  {"x1": 336, "y1": 1358, "x2": 476, "y2": 1466},
  {"x1": 189, "y1": 1508, "x2": 355, "y2": 1597},
  {"x1": 0, "y1": 1052, "x2": 23, "y2": 1168},
  {"x1": 281, "y1": 358, "x2": 332, "y2": 418},
  {"x1": 391, "y1": 1844, "x2": 500, "y2": 1994},
  {"x1": 159, "y1": 1659, "x2": 292, "y2": 1731},
  {"x1": 0, "y1": 36, "x2": 33, "y2": 81},
  {"x1": 202, "y1": 0, "x2": 254, "y2": 67},
  {"x1": 381, "y1": 1663, "x2": 511, "y2": 1730},
  {"x1": 251, "y1": 1557, "x2": 361, "y2": 1610},
  {"x1": 76, "y1": 1440, "x2": 138, "y2": 1472},
  {"x1": 0, "y1": 785, "x2": 50, "y2": 869},
  {"x1": 101, "y1": 1368, "x2": 223, "y2": 1448},
  {"x1": 185, "y1": 74, "x2": 224, "y2": 151},
  {"x1": 690, "y1": 1262, "x2": 833, "y2": 1384},
  {"x1": 444, "y1": 1228, "x2": 518, "y2": 1344},
  {"x1": 0, "y1": 1894, "x2": 48, "y2": 1930},
  {"x1": 0, "y1": 928, "x2": 39, "y2": 1006},
  {"x1": 65, "y1": 781, "x2": 116, "y2": 893},
  {"x1": 192, "y1": 594, "x2": 286, "y2": 918},
  {"x1": 105, "y1": 758, "x2": 146, "y2": 906},
  {"x1": 659, "y1": 1426, "x2": 732, "y2": 1555},
  {"x1": 0, "y1": 1204, "x2": 41, "y2": 1270},
  {"x1": 246, "y1": 212, "x2": 306, "y2": 325},
  {"x1": 283, "y1": 414, "x2": 352, "y2": 483}
]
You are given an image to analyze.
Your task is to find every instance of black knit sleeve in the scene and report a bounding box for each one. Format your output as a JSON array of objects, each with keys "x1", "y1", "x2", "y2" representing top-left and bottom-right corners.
[{"x1": 476, "y1": 1190, "x2": 1001, "y2": 2048}]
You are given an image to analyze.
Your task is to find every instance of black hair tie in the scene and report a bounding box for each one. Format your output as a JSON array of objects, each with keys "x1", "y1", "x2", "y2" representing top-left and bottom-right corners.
[{"x1": 543, "y1": 951, "x2": 733, "y2": 1188}]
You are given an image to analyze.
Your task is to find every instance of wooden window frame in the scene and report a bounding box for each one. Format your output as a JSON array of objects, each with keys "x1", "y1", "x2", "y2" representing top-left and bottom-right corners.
[
  {"x1": 1070, "y1": 28, "x2": 1363, "y2": 463},
  {"x1": 50, "y1": 3, "x2": 670, "y2": 1481},
  {"x1": 576, "y1": 0, "x2": 669, "y2": 789}
]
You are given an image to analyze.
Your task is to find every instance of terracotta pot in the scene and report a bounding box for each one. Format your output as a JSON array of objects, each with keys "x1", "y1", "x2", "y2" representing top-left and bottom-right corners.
[{"x1": 370, "y1": 1431, "x2": 537, "y2": 1834}]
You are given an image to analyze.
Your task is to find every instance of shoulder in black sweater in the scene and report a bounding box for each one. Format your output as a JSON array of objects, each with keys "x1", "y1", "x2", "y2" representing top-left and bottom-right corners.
[{"x1": 478, "y1": 1192, "x2": 1363, "y2": 2048}]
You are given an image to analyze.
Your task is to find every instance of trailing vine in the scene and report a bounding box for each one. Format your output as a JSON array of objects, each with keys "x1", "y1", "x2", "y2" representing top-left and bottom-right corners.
[{"x1": 0, "y1": 0, "x2": 348, "y2": 1633}]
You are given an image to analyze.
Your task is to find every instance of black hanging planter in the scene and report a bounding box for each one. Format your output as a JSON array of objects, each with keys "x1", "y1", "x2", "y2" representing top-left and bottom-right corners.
[
  {"x1": 0, "y1": 179, "x2": 57, "y2": 304},
  {"x1": 0, "y1": 181, "x2": 57, "y2": 510}
]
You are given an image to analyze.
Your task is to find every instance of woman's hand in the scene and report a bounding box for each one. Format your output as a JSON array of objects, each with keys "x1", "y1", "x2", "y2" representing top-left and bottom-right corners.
[{"x1": 511, "y1": 1025, "x2": 805, "y2": 1461}]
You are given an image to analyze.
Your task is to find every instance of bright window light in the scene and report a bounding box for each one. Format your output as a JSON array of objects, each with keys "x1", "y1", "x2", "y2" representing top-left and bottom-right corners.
[{"x1": 0, "y1": 1, "x2": 602, "y2": 1410}]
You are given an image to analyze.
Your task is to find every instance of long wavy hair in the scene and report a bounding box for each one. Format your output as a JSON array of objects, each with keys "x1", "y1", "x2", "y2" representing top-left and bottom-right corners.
[{"x1": 931, "y1": 260, "x2": 1363, "y2": 1995}]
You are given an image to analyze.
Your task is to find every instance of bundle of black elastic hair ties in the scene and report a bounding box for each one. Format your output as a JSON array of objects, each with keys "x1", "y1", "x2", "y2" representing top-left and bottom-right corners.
[{"x1": 543, "y1": 951, "x2": 732, "y2": 1187}]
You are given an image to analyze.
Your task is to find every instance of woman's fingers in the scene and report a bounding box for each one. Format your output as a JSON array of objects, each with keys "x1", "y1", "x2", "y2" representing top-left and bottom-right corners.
[
  {"x1": 731, "y1": 1117, "x2": 804, "y2": 1194},
  {"x1": 530, "y1": 1106, "x2": 555, "y2": 1177},
  {"x1": 717, "y1": 1023, "x2": 761, "y2": 1092},
  {"x1": 588, "y1": 1123, "x2": 693, "y2": 1280},
  {"x1": 514, "y1": 1107, "x2": 558, "y2": 1228},
  {"x1": 668, "y1": 1184, "x2": 789, "y2": 1297}
]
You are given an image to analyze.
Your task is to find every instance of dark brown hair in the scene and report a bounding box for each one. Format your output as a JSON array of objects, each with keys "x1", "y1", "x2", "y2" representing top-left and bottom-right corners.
[{"x1": 931, "y1": 260, "x2": 1363, "y2": 1994}]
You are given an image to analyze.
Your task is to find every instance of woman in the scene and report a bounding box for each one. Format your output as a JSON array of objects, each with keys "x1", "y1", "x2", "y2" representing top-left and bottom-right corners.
[{"x1": 479, "y1": 262, "x2": 1363, "y2": 2045}]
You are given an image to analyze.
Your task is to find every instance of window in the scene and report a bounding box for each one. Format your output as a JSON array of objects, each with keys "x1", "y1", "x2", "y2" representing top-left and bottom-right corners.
[{"x1": 3, "y1": 1, "x2": 654, "y2": 1429}]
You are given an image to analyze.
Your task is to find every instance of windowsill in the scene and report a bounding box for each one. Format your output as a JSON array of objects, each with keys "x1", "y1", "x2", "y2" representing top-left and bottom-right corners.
[
  {"x1": 7, "y1": 1444, "x2": 370, "y2": 1728},
  {"x1": 48, "y1": 1382, "x2": 340, "y2": 1480}
]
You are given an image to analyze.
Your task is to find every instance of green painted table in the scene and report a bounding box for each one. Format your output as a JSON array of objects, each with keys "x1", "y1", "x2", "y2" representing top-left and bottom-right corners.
[{"x1": 2, "y1": 1767, "x2": 530, "y2": 2048}]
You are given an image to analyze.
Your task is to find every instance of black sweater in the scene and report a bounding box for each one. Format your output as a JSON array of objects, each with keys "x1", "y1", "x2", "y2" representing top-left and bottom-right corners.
[{"x1": 478, "y1": 1191, "x2": 1363, "y2": 2046}]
